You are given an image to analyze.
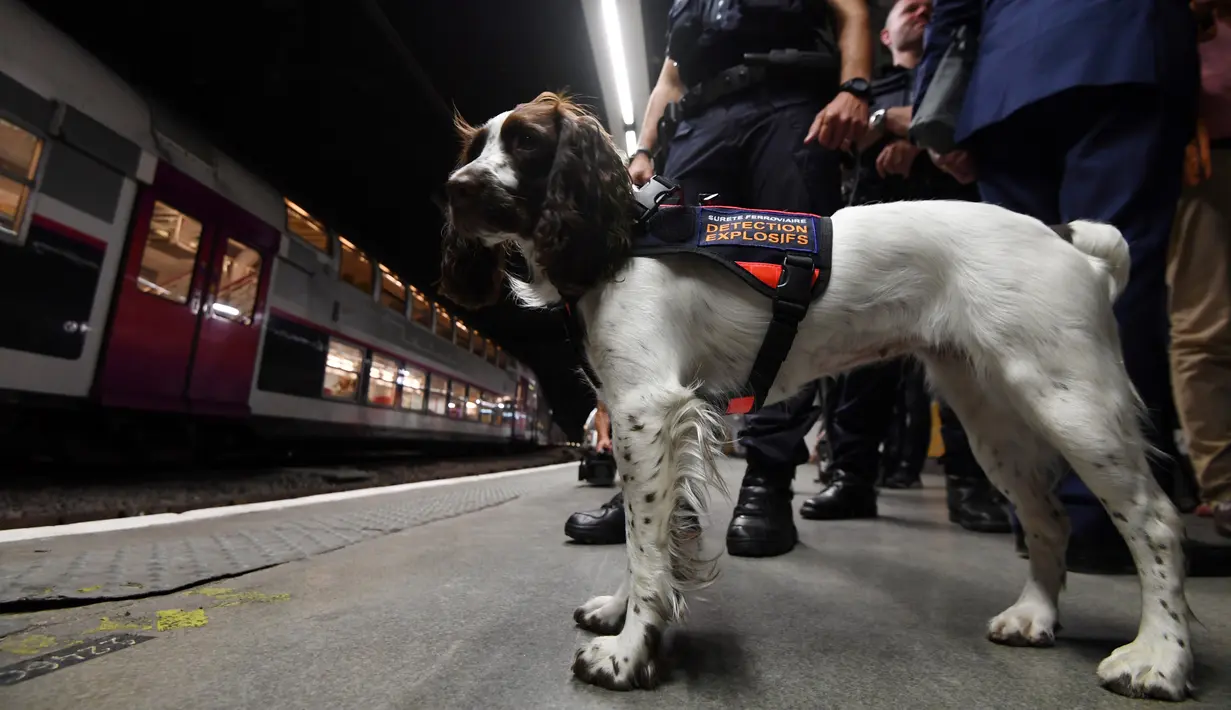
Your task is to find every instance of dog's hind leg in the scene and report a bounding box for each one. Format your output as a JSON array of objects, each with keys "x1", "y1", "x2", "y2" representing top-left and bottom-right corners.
[
  {"x1": 570, "y1": 382, "x2": 725, "y2": 691},
  {"x1": 994, "y1": 345, "x2": 1194, "y2": 701},
  {"x1": 920, "y1": 353, "x2": 1068, "y2": 648}
]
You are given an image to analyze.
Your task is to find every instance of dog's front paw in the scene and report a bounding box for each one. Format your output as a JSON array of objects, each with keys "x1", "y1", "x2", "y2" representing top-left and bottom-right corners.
[
  {"x1": 1097, "y1": 638, "x2": 1193, "y2": 701},
  {"x1": 571, "y1": 633, "x2": 659, "y2": 691},
  {"x1": 987, "y1": 602, "x2": 1057, "y2": 647},
  {"x1": 573, "y1": 595, "x2": 627, "y2": 635}
]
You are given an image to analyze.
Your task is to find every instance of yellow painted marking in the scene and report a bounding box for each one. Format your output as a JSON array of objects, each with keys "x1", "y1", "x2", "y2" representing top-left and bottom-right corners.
[
  {"x1": 182, "y1": 587, "x2": 291, "y2": 607},
  {"x1": 77, "y1": 585, "x2": 102, "y2": 593},
  {"x1": 89, "y1": 616, "x2": 153, "y2": 632},
  {"x1": 156, "y1": 609, "x2": 208, "y2": 631},
  {"x1": 0, "y1": 634, "x2": 58, "y2": 656}
]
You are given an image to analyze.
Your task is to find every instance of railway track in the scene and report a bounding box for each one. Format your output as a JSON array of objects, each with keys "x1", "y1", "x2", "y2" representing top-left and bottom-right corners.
[{"x1": 0, "y1": 445, "x2": 583, "y2": 531}]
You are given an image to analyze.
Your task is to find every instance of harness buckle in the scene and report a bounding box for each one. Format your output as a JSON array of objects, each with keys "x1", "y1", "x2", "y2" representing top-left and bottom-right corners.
[
  {"x1": 774, "y1": 253, "x2": 814, "y2": 317},
  {"x1": 632, "y1": 175, "x2": 682, "y2": 226}
]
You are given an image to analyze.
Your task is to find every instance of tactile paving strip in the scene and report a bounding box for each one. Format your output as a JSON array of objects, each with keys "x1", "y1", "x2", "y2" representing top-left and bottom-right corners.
[{"x1": 0, "y1": 483, "x2": 523, "y2": 605}]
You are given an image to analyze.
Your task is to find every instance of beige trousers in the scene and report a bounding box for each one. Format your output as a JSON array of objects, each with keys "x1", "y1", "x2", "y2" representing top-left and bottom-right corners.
[{"x1": 1167, "y1": 147, "x2": 1231, "y2": 505}]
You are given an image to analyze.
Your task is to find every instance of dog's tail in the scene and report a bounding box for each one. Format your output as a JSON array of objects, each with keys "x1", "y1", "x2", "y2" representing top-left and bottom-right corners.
[{"x1": 1058, "y1": 220, "x2": 1131, "y2": 301}]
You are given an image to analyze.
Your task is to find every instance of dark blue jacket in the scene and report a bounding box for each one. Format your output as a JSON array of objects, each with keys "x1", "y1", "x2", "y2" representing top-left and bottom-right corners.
[{"x1": 913, "y1": 0, "x2": 1200, "y2": 143}]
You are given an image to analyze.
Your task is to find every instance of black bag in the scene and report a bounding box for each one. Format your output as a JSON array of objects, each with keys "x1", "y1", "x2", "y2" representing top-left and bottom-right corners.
[
  {"x1": 909, "y1": 24, "x2": 978, "y2": 154},
  {"x1": 578, "y1": 451, "x2": 617, "y2": 486}
]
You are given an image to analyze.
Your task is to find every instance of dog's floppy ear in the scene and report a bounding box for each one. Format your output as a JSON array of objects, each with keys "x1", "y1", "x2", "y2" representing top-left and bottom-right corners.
[
  {"x1": 532, "y1": 108, "x2": 633, "y2": 298},
  {"x1": 438, "y1": 225, "x2": 507, "y2": 310}
]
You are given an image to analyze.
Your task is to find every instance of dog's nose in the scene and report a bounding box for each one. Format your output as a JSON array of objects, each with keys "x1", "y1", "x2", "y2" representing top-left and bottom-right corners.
[{"x1": 446, "y1": 173, "x2": 481, "y2": 203}]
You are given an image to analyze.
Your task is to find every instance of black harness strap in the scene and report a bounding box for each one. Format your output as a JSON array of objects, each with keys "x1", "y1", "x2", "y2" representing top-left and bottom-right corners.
[
  {"x1": 562, "y1": 298, "x2": 602, "y2": 389},
  {"x1": 733, "y1": 251, "x2": 818, "y2": 414}
]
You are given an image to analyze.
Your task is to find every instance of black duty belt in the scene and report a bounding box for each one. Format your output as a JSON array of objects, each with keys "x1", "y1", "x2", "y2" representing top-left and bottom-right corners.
[
  {"x1": 560, "y1": 176, "x2": 834, "y2": 417},
  {"x1": 674, "y1": 50, "x2": 839, "y2": 120},
  {"x1": 675, "y1": 64, "x2": 771, "y2": 119}
]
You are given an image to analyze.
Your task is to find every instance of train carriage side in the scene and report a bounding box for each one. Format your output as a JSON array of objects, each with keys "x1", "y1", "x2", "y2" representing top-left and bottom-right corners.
[
  {"x1": 248, "y1": 198, "x2": 536, "y2": 446},
  {"x1": 0, "y1": 0, "x2": 161, "y2": 413},
  {"x1": 0, "y1": 0, "x2": 551, "y2": 455}
]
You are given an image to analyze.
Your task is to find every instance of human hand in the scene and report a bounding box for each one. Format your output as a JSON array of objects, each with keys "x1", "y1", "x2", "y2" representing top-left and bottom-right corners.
[
  {"x1": 928, "y1": 148, "x2": 977, "y2": 184},
  {"x1": 876, "y1": 140, "x2": 922, "y2": 178},
  {"x1": 806, "y1": 91, "x2": 870, "y2": 151},
  {"x1": 885, "y1": 106, "x2": 913, "y2": 138},
  {"x1": 628, "y1": 152, "x2": 654, "y2": 187},
  {"x1": 596, "y1": 436, "x2": 613, "y2": 454}
]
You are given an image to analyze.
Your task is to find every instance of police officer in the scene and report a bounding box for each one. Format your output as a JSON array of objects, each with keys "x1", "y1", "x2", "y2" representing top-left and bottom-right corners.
[
  {"x1": 801, "y1": 0, "x2": 1009, "y2": 534},
  {"x1": 563, "y1": 0, "x2": 874, "y2": 558}
]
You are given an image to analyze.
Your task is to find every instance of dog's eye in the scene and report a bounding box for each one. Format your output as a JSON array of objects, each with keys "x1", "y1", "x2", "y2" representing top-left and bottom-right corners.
[
  {"x1": 506, "y1": 125, "x2": 540, "y2": 153},
  {"x1": 512, "y1": 132, "x2": 535, "y2": 152}
]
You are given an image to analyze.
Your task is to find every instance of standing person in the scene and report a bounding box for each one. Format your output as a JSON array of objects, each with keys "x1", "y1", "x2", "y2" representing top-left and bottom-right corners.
[
  {"x1": 914, "y1": 0, "x2": 1201, "y2": 572},
  {"x1": 563, "y1": 0, "x2": 874, "y2": 557},
  {"x1": 1169, "y1": 0, "x2": 1231, "y2": 537},
  {"x1": 809, "y1": 0, "x2": 1010, "y2": 533}
]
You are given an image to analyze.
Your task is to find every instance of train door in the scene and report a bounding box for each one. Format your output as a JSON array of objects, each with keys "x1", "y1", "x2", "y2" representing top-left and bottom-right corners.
[
  {"x1": 96, "y1": 163, "x2": 277, "y2": 415},
  {"x1": 513, "y1": 378, "x2": 528, "y2": 439}
]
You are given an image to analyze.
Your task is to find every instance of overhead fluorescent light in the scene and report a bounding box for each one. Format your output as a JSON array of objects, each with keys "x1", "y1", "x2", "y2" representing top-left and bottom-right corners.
[
  {"x1": 601, "y1": 0, "x2": 635, "y2": 127},
  {"x1": 625, "y1": 130, "x2": 637, "y2": 155}
]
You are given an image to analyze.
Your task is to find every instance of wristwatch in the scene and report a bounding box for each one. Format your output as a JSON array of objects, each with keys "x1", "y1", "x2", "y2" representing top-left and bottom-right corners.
[
  {"x1": 838, "y1": 78, "x2": 872, "y2": 102},
  {"x1": 629, "y1": 147, "x2": 653, "y2": 164}
]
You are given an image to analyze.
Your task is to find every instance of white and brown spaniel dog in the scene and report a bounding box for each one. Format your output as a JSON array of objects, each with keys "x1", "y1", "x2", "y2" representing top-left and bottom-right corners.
[{"x1": 440, "y1": 92, "x2": 1196, "y2": 701}]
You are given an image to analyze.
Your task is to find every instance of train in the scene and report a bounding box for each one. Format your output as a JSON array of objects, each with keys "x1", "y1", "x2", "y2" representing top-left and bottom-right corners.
[{"x1": 0, "y1": 0, "x2": 569, "y2": 463}]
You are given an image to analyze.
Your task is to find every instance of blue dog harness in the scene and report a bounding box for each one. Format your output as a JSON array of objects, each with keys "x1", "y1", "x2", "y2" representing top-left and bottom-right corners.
[{"x1": 562, "y1": 175, "x2": 834, "y2": 416}]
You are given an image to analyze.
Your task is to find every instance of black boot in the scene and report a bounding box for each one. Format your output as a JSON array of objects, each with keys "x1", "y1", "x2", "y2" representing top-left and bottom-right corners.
[
  {"x1": 881, "y1": 466, "x2": 922, "y2": 489},
  {"x1": 946, "y1": 473, "x2": 1012, "y2": 533},
  {"x1": 726, "y1": 467, "x2": 798, "y2": 557},
  {"x1": 884, "y1": 370, "x2": 932, "y2": 489},
  {"x1": 935, "y1": 399, "x2": 1011, "y2": 533},
  {"x1": 564, "y1": 492, "x2": 625, "y2": 544},
  {"x1": 799, "y1": 467, "x2": 878, "y2": 519}
]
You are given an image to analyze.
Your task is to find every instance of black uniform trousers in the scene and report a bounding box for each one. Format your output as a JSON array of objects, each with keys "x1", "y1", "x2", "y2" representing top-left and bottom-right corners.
[{"x1": 660, "y1": 84, "x2": 844, "y2": 475}]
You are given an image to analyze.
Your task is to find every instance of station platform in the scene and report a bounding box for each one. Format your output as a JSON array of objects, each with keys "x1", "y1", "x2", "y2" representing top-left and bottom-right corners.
[{"x1": 1, "y1": 459, "x2": 1229, "y2": 709}]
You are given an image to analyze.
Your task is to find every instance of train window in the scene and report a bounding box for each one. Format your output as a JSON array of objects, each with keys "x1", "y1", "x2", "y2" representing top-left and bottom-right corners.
[
  {"x1": 485, "y1": 340, "x2": 497, "y2": 364},
  {"x1": 338, "y1": 236, "x2": 373, "y2": 294},
  {"x1": 434, "y1": 305, "x2": 453, "y2": 340},
  {"x1": 448, "y1": 380, "x2": 467, "y2": 419},
  {"x1": 136, "y1": 201, "x2": 203, "y2": 304},
  {"x1": 212, "y1": 239, "x2": 262, "y2": 324},
  {"x1": 399, "y1": 366, "x2": 427, "y2": 411},
  {"x1": 378, "y1": 265, "x2": 407, "y2": 314},
  {"x1": 284, "y1": 198, "x2": 329, "y2": 253},
  {"x1": 477, "y1": 391, "x2": 495, "y2": 425},
  {"x1": 464, "y1": 388, "x2": 481, "y2": 422},
  {"x1": 426, "y1": 373, "x2": 448, "y2": 415},
  {"x1": 409, "y1": 287, "x2": 432, "y2": 327},
  {"x1": 454, "y1": 319, "x2": 471, "y2": 350},
  {"x1": 323, "y1": 338, "x2": 363, "y2": 401},
  {"x1": 367, "y1": 353, "x2": 398, "y2": 407},
  {"x1": 0, "y1": 118, "x2": 42, "y2": 238}
]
